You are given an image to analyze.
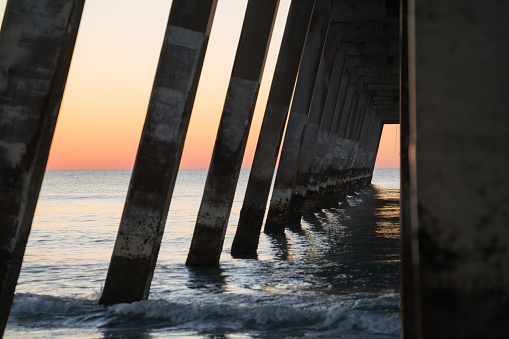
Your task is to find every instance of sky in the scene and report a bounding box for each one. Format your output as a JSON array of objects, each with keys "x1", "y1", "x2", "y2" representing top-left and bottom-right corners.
[{"x1": 0, "y1": 0, "x2": 399, "y2": 169}]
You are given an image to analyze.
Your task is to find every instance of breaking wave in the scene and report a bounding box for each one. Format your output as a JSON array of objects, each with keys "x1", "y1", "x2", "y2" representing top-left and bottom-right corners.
[{"x1": 8, "y1": 292, "x2": 400, "y2": 338}]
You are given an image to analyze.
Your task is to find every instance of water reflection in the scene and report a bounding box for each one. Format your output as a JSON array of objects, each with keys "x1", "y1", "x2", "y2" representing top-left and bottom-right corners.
[
  {"x1": 186, "y1": 266, "x2": 227, "y2": 294},
  {"x1": 267, "y1": 184, "x2": 401, "y2": 295},
  {"x1": 266, "y1": 232, "x2": 290, "y2": 261}
]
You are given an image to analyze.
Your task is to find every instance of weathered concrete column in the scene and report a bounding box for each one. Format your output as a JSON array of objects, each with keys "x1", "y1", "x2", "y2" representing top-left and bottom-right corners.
[
  {"x1": 186, "y1": 0, "x2": 280, "y2": 266},
  {"x1": 285, "y1": 23, "x2": 343, "y2": 224},
  {"x1": 399, "y1": 0, "x2": 417, "y2": 337},
  {"x1": 303, "y1": 44, "x2": 348, "y2": 212},
  {"x1": 408, "y1": 0, "x2": 509, "y2": 337},
  {"x1": 334, "y1": 77, "x2": 364, "y2": 196},
  {"x1": 353, "y1": 105, "x2": 373, "y2": 184},
  {"x1": 330, "y1": 71, "x2": 360, "y2": 200},
  {"x1": 231, "y1": 0, "x2": 315, "y2": 256},
  {"x1": 368, "y1": 118, "x2": 383, "y2": 171},
  {"x1": 361, "y1": 116, "x2": 383, "y2": 184},
  {"x1": 318, "y1": 58, "x2": 356, "y2": 207},
  {"x1": 99, "y1": 0, "x2": 218, "y2": 305},
  {"x1": 357, "y1": 107, "x2": 377, "y2": 183},
  {"x1": 352, "y1": 91, "x2": 377, "y2": 187},
  {"x1": 343, "y1": 88, "x2": 370, "y2": 192},
  {"x1": 0, "y1": 0, "x2": 84, "y2": 334},
  {"x1": 264, "y1": 0, "x2": 332, "y2": 234}
]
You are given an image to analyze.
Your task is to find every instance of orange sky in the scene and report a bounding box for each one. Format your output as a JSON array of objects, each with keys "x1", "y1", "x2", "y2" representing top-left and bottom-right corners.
[{"x1": 0, "y1": 0, "x2": 399, "y2": 169}]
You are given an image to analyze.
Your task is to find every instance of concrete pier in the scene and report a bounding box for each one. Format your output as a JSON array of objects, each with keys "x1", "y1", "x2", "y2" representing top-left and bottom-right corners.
[
  {"x1": 319, "y1": 58, "x2": 357, "y2": 208},
  {"x1": 407, "y1": 0, "x2": 509, "y2": 337},
  {"x1": 264, "y1": 0, "x2": 332, "y2": 234},
  {"x1": 285, "y1": 22, "x2": 343, "y2": 224},
  {"x1": 5, "y1": 1, "x2": 508, "y2": 337},
  {"x1": 399, "y1": 0, "x2": 417, "y2": 337},
  {"x1": 0, "y1": 0, "x2": 84, "y2": 334},
  {"x1": 304, "y1": 44, "x2": 348, "y2": 212},
  {"x1": 186, "y1": 0, "x2": 280, "y2": 266},
  {"x1": 99, "y1": 0, "x2": 218, "y2": 305},
  {"x1": 231, "y1": 0, "x2": 315, "y2": 256},
  {"x1": 312, "y1": 7, "x2": 400, "y2": 210},
  {"x1": 333, "y1": 53, "x2": 399, "y2": 197}
]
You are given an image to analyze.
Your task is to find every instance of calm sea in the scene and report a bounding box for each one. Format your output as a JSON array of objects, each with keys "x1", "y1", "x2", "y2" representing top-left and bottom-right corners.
[{"x1": 4, "y1": 168, "x2": 400, "y2": 338}]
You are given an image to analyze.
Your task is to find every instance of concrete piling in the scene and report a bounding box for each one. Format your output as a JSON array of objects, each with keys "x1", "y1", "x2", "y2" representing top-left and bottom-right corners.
[
  {"x1": 407, "y1": 0, "x2": 509, "y2": 336},
  {"x1": 399, "y1": 0, "x2": 417, "y2": 337},
  {"x1": 231, "y1": 0, "x2": 315, "y2": 256},
  {"x1": 0, "y1": 0, "x2": 84, "y2": 334},
  {"x1": 318, "y1": 58, "x2": 357, "y2": 208},
  {"x1": 9, "y1": 1, "x2": 508, "y2": 337},
  {"x1": 304, "y1": 44, "x2": 348, "y2": 212},
  {"x1": 285, "y1": 22, "x2": 343, "y2": 224},
  {"x1": 264, "y1": 0, "x2": 333, "y2": 234},
  {"x1": 333, "y1": 77, "x2": 363, "y2": 198},
  {"x1": 186, "y1": 0, "x2": 280, "y2": 266},
  {"x1": 99, "y1": 0, "x2": 218, "y2": 305}
]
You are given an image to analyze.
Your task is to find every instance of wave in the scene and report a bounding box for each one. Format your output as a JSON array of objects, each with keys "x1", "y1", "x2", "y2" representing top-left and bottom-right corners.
[{"x1": 7, "y1": 292, "x2": 400, "y2": 338}]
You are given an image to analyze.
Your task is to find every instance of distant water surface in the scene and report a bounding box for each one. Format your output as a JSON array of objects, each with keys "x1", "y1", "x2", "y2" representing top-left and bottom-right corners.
[{"x1": 5, "y1": 168, "x2": 400, "y2": 338}]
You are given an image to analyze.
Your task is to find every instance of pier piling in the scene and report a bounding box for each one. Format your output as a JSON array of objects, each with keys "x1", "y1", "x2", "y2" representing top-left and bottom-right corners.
[
  {"x1": 99, "y1": 0, "x2": 218, "y2": 305},
  {"x1": 0, "y1": 0, "x2": 84, "y2": 333},
  {"x1": 264, "y1": 0, "x2": 333, "y2": 234},
  {"x1": 231, "y1": 0, "x2": 315, "y2": 256},
  {"x1": 186, "y1": 0, "x2": 280, "y2": 266}
]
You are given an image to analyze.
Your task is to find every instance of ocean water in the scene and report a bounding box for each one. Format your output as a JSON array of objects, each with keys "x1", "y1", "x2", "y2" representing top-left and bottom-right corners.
[{"x1": 4, "y1": 168, "x2": 401, "y2": 338}]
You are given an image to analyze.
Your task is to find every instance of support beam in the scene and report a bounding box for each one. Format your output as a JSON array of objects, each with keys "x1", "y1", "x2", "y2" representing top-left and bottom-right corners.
[
  {"x1": 0, "y1": 0, "x2": 84, "y2": 334},
  {"x1": 318, "y1": 58, "x2": 356, "y2": 208},
  {"x1": 304, "y1": 44, "x2": 348, "y2": 212},
  {"x1": 231, "y1": 0, "x2": 315, "y2": 256},
  {"x1": 186, "y1": 0, "x2": 280, "y2": 266},
  {"x1": 264, "y1": 0, "x2": 332, "y2": 234},
  {"x1": 99, "y1": 0, "x2": 218, "y2": 305},
  {"x1": 399, "y1": 0, "x2": 417, "y2": 337},
  {"x1": 408, "y1": 0, "x2": 509, "y2": 337},
  {"x1": 286, "y1": 22, "x2": 343, "y2": 224}
]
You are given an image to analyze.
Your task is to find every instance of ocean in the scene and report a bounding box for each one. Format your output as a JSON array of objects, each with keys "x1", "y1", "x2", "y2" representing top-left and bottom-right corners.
[{"x1": 4, "y1": 168, "x2": 401, "y2": 338}]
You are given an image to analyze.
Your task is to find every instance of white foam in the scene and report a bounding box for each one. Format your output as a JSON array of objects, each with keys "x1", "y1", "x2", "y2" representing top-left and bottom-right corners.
[{"x1": 8, "y1": 292, "x2": 400, "y2": 337}]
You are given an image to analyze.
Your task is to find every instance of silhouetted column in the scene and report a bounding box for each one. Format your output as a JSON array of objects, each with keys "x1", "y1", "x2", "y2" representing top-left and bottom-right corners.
[
  {"x1": 264, "y1": 0, "x2": 332, "y2": 234},
  {"x1": 353, "y1": 106, "x2": 372, "y2": 185},
  {"x1": 399, "y1": 0, "x2": 417, "y2": 337},
  {"x1": 348, "y1": 88, "x2": 372, "y2": 190},
  {"x1": 0, "y1": 0, "x2": 84, "y2": 334},
  {"x1": 319, "y1": 57, "x2": 356, "y2": 207},
  {"x1": 362, "y1": 117, "x2": 382, "y2": 185},
  {"x1": 409, "y1": 0, "x2": 509, "y2": 337},
  {"x1": 304, "y1": 44, "x2": 348, "y2": 211},
  {"x1": 335, "y1": 77, "x2": 363, "y2": 196},
  {"x1": 368, "y1": 118, "x2": 383, "y2": 171},
  {"x1": 231, "y1": 0, "x2": 315, "y2": 256},
  {"x1": 344, "y1": 88, "x2": 369, "y2": 192},
  {"x1": 286, "y1": 22, "x2": 343, "y2": 224},
  {"x1": 186, "y1": 0, "x2": 280, "y2": 266},
  {"x1": 357, "y1": 108, "x2": 376, "y2": 184},
  {"x1": 99, "y1": 0, "x2": 218, "y2": 305},
  {"x1": 330, "y1": 71, "x2": 359, "y2": 200}
]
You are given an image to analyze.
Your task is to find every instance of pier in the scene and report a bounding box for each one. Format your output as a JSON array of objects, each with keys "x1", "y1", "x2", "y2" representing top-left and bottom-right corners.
[{"x1": 1, "y1": 0, "x2": 508, "y2": 337}]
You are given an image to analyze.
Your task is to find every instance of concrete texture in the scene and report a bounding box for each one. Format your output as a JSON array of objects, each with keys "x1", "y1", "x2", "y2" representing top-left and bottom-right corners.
[
  {"x1": 0, "y1": 0, "x2": 85, "y2": 334},
  {"x1": 186, "y1": 0, "x2": 280, "y2": 266},
  {"x1": 286, "y1": 22, "x2": 343, "y2": 224},
  {"x1": 399, "y1": 0, "x2": 417, "y2": 337},
  {"x1": 408, "y1": 0, "x2": 509, "y2": 337},
  {"x1": 264, "y1": 0, "x2": 332, "y2": 234},
  {"x1": 305, "y1": 44, "x2": 347, "y2": 211},
  {"x1": 99, "y1": 0, "x2": 218, "y2": 305},
  {"x1": 231, "y1": 0, "x2": 315, "y2": 256}
]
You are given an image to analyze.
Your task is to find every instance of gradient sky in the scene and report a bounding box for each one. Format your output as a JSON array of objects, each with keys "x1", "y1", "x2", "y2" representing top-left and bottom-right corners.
[{"x1": 0, "y1": 0, "x2": 399, "y2": 169}]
